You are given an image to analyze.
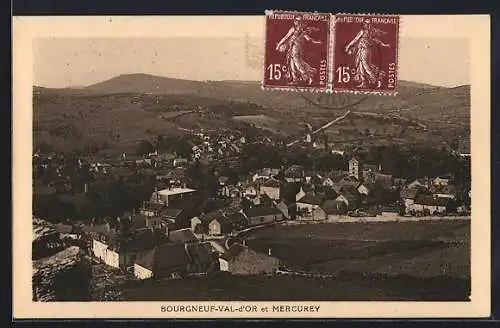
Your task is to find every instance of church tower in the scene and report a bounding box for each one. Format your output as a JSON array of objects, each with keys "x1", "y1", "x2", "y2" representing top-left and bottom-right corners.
[{"x1": 348, "y1": 156, "x2": 363, "y2": 181}]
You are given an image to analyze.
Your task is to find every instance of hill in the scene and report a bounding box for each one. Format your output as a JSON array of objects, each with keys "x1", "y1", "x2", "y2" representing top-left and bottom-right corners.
[{"x1": 32, "y1": 74, "x2": 470, "y2": 154}]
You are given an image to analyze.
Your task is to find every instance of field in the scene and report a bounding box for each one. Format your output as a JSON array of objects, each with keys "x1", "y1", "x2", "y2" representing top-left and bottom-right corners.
[{"x1": 120, "y1": 220, "x2": 470, "y2": 301}]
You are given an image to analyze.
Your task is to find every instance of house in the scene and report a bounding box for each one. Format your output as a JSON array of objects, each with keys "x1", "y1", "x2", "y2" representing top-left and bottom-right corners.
[
  {"x1": 130, "y1": 214, "x2": 171, "y2": 230},
  {"x1": 430, "y1": 184, "x2": 458, "y2": 200},
  {"x1": 173, "y1": 158, "x2": 188, "y2": 167},
  {"x1": 190, "y1": 216, "x2": 203, "y2": 232},
  {"x1": 252, "y1": 168, "x2": 279, "y2": 182},
  {"x1": 220, "y1": 185, "x2": 241, "y2": 198},
  {"x1": 335, "y1": 191, "x2": 359, "y2": 210},
  {"x1": 260, "y1": 178, "x2": 281, "y2": 200},
  {"x1": 296, "y1": 192, "x2": 327, "y2": 221},
  {"x1": 218, "y1": 176, "x2": 229, "y2": 186},
  {"x1": 304, "y1": 171, "x2": 325, "y2": 185},
  {"x1": 357, "y1": 182, "x2": 374, "y2": 196},
  {"x1": 433, "y1": 176, "x2": 452, "y2": 186},
  {"x1": 407, "y1": 195, "x2": 455, "y2": 215},
  {"x1": 322, "y1": 199, "x2": 348, "y2": 216},
  {"x1": 378, "y1": 205, "x2": 400, "y2": 218},
  {"x1": 140, "y1": 201, "x2": 166, "y2": 217},
  {"x1": 92, "y1": 227, "x2": 168, "y2": 270},
  {"x1": 218, "y1": 243, "x2": 279, "y2": 275},
  {"x1": 333, "y1": 176, "x2": 360, "y2": 193},
  {"x1": 295, "y1": 187, "x2": 307, "y2": 202},
  {"x1": 283, "y1": 165, "x2": 304, "y2": 183},
  {"x1": 191, "y1": 210, "x2": 225, "y2": 234},
  {"x1": 322, "y1": 170, "x2": 346, "y2": 188},
  {"x1": 400, "y1": 186, "x2": 428, "y2": 209},
  {"x1": 242, "y1": 206, "x2": 284, "y2": 226},
  {"x1": 243, "y1": 184, "x2": 260, "y2": 198},
  {"x1": 208, "y1": 217, "x2": 233, "y2": 235},
  {"x1": 151, "y1": 187, "x2": 196, "y2": 207},
  {"x1": 407, "y1": 178, "x2": 430, "y2": 190},
  {"x1": 161, "y1": 207, "x2": 186, "y2": 225},
  {"x1": 134, "y1": 242, "x2": 216, "y2": 280},
  {"x1": 276, "y1": 200, "x2": 297, "y2": 220}
]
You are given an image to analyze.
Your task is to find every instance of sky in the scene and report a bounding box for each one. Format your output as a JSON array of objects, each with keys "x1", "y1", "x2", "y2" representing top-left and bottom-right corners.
[{"x1": 33, "y1": 34, "x2": 470, "y2": 89}]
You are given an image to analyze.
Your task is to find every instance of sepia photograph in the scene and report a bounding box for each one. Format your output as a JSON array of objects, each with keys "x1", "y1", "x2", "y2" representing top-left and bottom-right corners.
[{"x1": 13, "y1": 15, "x2": 490, "y2": 318}]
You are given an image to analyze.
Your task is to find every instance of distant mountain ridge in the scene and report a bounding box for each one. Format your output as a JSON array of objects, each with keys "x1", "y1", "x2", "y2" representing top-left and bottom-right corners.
[{"x1": 34, "y1": 73, "x2": 459, "y2": 95}]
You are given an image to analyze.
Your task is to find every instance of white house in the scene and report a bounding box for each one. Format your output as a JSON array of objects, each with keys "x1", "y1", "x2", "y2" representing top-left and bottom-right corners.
[{"x1": 92, "y1": 239, "x2": 120, "y2": 269}]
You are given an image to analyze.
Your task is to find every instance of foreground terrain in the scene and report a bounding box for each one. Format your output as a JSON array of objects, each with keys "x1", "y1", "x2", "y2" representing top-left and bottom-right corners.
[{"x1": 120, "y1": 220, "x2": 470, "y2": 301}]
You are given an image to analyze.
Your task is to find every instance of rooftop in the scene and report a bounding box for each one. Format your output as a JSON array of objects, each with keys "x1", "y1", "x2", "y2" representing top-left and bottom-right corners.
[
  {"x1": 157, "y1": 187, "x2": 196, "y2": 196},
  {"x1": 244, "y1": 206, "x2": 282, "y2": 218},
  {"x1": 169, "y1": 228, "x2": 198, "y2": 244}
]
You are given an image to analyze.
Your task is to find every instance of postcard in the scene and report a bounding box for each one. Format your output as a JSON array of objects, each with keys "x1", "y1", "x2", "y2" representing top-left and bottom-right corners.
[{"x1": 13, "y1": 14, "x2": 490, "y2": 318}]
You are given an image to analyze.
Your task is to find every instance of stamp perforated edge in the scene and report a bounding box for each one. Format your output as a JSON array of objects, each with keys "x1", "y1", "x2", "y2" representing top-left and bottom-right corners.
[
  {"x1": 261, "y1": 9, "x2": 333, "y2": 93},
  {"x1": 330, "y1": 13, "x2": 401, "y2": 96}
]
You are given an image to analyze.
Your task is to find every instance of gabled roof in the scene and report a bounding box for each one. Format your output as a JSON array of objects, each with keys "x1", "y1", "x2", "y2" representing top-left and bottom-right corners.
[
  {"x1": 198, "y1": 210, "x2": 225, "y2": 223},
  {"x1": 160, "y1": 207, "x2": 184, "y2": 219},
  {"x1": 297, "y1": 192, "x2": 326, "y2": 206},
  {"x1": 321, "y1": 199, "x2": 347, "y2": 214},
  {"x1": 210, "y1": 216, "x2": 233, "y2": 226},
  {"x1": 339, "y1": 184, "x2": 360, "y2": 196},
  {"x1": 126, "y1": 228, "x2": 168, "y2": 252},
  {"x1": 135, "y1": 243, "x2": 190, "y2": 271},
  {"x1": 257, "y1": 168, "x2": 280, "y2": 176},
  {"x1": 358, "y1": 181, "x2": 375, "y2": 190},
  {"x1": 220, "y1": 243, "x2": 247, "y2": 261},
  {"x1": 186, "y1": 242, "x2": 214, "y2": 265},
  {"x1": 337, "y1": 192, "x2": 358, "y2": 203},
  {"x1": 169, "y1": 228, "x2": 198, "y2": 243},
  {"x1": 326, "y1": 170, "x2": 348, "y2": 182},
  {"x1": 262, "y1": 178, "x2": 280, "y2": 188},
  {"x1": 142, "y1": 201, "x2": 165, "y2": 213}
]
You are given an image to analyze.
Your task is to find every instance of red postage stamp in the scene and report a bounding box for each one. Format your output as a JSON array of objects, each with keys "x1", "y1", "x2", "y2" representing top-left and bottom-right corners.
[
  {"x1": 332, "y1": 14, "x2": 400, "y2": 94},
  {"x1": 263, "y1": 10, "x2": 332, "y2": 92}
]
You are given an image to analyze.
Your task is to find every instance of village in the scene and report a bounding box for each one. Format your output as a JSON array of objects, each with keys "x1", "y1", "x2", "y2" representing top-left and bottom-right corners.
[{"x1": 32, "y1": 128, "x2": 472, "y2": 283}]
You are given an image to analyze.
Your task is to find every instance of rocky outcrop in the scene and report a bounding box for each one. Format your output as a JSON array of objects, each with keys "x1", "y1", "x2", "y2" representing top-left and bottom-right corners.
[{"x1": 32, "y1": 217, "x2": 92, "y2": 301}]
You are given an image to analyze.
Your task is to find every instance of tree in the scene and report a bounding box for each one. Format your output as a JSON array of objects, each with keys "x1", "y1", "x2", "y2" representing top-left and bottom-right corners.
[{"x1": 136, "y1": 140, "x2": 154, "y2": 156}]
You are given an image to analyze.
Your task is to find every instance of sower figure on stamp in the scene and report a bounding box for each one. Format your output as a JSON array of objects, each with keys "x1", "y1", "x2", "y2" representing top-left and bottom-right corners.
[
  {"x1": 276, "y1": 15, "x2": 322, "y2": 85},
  {"x1": 344, "y1": 19, "x2": 390, "y2": 89}
]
